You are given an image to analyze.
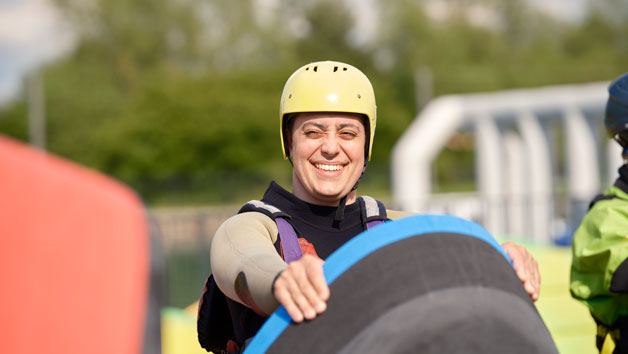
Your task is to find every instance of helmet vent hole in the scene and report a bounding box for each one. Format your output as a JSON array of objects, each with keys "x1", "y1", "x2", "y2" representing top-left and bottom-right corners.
[
  {"x1": 305, "y1": 67, "x2": 309, "y2": 71},
  {"x1": 288, "y1": 94, "x2": 292, "y2": 99},
  {"x1": 333, "y1": 66, "x2": 338, "y2": 72},
  {"x1": 313, "y1": 66, "x2": 318, "y2": 72},
  {"x1": 357, "y1": 94, "x2": 361, "y2": 99},
  {"x1": 343, "y1": 67, "x2": 347, "y2": 71}
]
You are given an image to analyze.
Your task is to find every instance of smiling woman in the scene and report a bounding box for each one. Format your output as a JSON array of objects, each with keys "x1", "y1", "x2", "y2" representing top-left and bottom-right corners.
[{"x1": 197, "y1": 60, "x2": 544, "y2": 354}]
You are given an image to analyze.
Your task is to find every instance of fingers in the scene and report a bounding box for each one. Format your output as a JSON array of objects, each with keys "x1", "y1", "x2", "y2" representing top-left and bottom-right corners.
[
  {"x1": 273, "y1": 271, "x2": 307, "y2": 322},
  {"x1": 308, "y1": 261, "x2": 330, "y2": 301},
  {"x1": 502, "y1": 241, "x2": 541, "y2": 302},
  {"x1": 294, "y1": 264, "x2": 327, "y2": 318},
  {"x1": 273, "y1": 254, "x2": 329, "y2": 323}
]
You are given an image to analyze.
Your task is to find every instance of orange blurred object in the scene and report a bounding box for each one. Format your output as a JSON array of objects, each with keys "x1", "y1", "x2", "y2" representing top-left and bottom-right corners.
[{"x1": 0, "y1": 135, "x2": 150, "y2": 354}]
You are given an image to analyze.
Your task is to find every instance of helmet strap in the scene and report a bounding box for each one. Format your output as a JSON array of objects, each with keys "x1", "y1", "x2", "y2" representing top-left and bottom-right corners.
[
  {"x1": 333, "y1": 160, "x2": 369, "y2": 225},
  {"x1": 333, "y1": 195, "x2": 349, "y2": 226}
]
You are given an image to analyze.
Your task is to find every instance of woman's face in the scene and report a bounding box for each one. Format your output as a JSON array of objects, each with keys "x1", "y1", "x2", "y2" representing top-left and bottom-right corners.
[{"x1": 288, "y1": 112, "x2": 366, "y2": 206}]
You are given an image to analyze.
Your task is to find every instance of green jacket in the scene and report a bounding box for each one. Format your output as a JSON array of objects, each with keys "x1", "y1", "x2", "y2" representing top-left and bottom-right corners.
[{"x1": 570, "y1": 175, "x2": 628, "y2": 327}]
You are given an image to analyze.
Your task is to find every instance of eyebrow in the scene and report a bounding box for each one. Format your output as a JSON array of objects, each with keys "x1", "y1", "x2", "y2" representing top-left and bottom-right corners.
[
  {"x1": 302, "y1": 122, "x2": 326, "y2": 130},
  {"x1": 338, "y1": 123, "x2": 361, "y2": 130},
  {"x1": 301, "y1": 122, "x2": 361, "y2": 130}
]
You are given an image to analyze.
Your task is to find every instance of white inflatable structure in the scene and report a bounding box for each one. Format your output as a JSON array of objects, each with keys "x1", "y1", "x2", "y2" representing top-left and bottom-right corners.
[{"x1": 392, "y1": 81, "x2": 623, "y2": 243}]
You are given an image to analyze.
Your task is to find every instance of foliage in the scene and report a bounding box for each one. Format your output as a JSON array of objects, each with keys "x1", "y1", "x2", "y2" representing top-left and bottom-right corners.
[
  {"x1": 1, "y1": 0, "x2": 628, "y2": 204},
  {"x1": 91, "y1": 68, "x2": 294, "y2": 203}
]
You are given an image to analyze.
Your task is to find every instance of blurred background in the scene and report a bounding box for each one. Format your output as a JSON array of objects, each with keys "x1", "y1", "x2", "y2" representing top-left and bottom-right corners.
[{"x1": 2, "y1": 0, "x2": 627, "y2": 352}]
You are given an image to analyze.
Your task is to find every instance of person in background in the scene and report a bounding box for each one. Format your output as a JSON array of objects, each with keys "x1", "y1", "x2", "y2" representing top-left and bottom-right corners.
[{"x1": 571, "y1": 72, "x2": 628, "y2": 354}]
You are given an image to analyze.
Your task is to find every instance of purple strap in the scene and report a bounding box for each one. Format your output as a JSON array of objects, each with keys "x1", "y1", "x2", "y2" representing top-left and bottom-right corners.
[
  {"x1": 276, "y1": 218, "x2": 302, "y2": 263},
  {"x1": 276, "y1": 217, "x2": 384, "y2": 264},
  {"x1": 366, "y1": 220, "x2": 383, "y2": 229}
]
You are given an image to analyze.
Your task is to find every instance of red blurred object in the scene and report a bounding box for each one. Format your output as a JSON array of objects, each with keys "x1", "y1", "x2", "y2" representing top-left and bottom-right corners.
[{"x1": 0, "y1": 135, "x2": 150, "y2": 354}]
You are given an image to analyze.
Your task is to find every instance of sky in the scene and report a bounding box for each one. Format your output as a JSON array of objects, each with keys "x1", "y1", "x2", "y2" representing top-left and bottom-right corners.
[
  {"x1": 0, "y1": 0, "x2": 591, "y2": 110},
  {"x1": 527, "y1": 0, "x2": 590, "y2": 22},
  {"x1": 0, "y1": 0, "x2": 75, "y2": 108}
]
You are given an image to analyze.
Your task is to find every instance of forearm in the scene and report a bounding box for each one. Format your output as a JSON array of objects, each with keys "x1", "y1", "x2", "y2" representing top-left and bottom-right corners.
[{"x1": 210, "y1": 212, "x2": 287, "y2": 315}]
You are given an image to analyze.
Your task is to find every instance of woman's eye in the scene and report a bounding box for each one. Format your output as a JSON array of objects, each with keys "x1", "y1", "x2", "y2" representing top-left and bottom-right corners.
[
  {"x1": 304, "y1": 131, "x2": 322, "y2": 137},
  {"x1": 340, "y1": 131, "x2": 357, "y2": 138}
]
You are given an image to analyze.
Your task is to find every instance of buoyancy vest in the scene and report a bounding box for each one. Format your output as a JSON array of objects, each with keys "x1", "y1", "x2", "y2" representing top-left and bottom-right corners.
[
  {"x1": 576, "y1": 166, "x2": 628, "y2": 353},
  {"x1": 239, "y1": 196, "x2": 387, "y2": 263},
  {"x1": 197, "y1": 196, "x2": 388, "y2": 353},
  {"x1": 588, "y1": 177, "x2": 628, "y2": 209}
]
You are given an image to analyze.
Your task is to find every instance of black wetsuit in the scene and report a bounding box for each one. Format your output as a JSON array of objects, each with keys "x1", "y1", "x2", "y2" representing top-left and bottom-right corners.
[{"x1": 227, "y1": 181, "x2": 385, "y2": 347}]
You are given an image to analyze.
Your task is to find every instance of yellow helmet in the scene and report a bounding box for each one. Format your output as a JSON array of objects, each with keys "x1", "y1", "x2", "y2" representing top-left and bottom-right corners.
[{"x1": 279, "y1": 61, "x2": 377, "y2": 160}]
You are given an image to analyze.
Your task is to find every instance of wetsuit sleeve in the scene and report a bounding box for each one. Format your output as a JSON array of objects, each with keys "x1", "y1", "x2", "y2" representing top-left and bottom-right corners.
[
  {"x1": 571, "y1": 200, "x2": 628, "y2": 301},
  {"x1": 210, "y1": 212, "x2": 287, "y2": 315}
]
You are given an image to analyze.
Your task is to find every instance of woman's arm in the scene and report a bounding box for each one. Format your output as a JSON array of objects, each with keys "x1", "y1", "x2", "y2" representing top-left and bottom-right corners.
[{"x1": 210, "y1": 212, "x2": 287, "y2": 315}]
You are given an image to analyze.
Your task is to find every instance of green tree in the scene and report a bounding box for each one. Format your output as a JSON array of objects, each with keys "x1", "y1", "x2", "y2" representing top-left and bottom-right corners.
[{"x1": 3, "y1": 0, "x2": 628, "y2": 203}]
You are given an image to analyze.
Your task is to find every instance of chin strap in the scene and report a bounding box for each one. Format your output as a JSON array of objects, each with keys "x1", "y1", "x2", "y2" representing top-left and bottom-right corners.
[
  {"x1": 334, "y1": 194, "x2": 349, "y2": 223},
  {"x1": 334, "y1": 161, "x2": 368, "y2": 224}
]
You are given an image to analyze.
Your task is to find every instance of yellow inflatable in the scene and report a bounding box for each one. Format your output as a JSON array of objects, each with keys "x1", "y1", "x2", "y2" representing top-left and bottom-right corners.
[{"x1": 162, "y1": 302, "x2": 209, "y2": 354}]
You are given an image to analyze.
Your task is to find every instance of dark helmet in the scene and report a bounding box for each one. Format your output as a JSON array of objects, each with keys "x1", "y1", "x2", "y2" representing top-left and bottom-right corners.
[{"x1": 605, "y1": 73, "x2": 628, "y2": 147}]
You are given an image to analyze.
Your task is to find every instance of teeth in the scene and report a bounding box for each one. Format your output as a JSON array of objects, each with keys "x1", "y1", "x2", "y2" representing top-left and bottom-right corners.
[{"x1": 315, "y1": 164, "x2": 343, "y2": 171}]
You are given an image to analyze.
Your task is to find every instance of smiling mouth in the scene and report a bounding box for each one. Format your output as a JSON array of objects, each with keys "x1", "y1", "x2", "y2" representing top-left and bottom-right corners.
[{"x1": 314, "y1": 163, "x2": 344, "y2": 171}]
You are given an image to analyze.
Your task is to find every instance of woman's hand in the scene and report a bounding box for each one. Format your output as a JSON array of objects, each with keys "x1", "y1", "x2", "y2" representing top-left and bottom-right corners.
[
  {"x1": 272, "y1": 254, "x2": 330, "y2": 322},
  {"x1": 502, "y1": 241, "x2": 541, "y2": 301}
]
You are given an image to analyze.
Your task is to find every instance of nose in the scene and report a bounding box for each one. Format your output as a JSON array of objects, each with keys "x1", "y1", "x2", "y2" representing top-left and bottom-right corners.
[{"x1": 321, "y1": 134, "x2": 340, "y2": 158}]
